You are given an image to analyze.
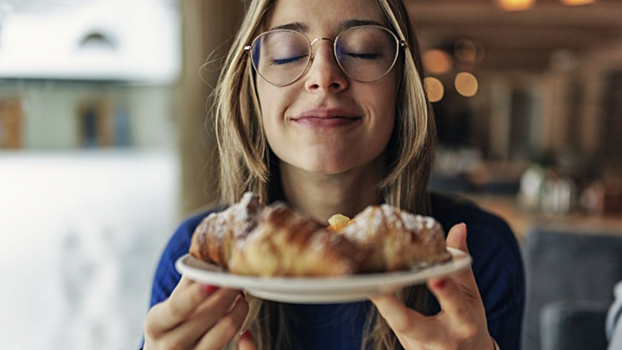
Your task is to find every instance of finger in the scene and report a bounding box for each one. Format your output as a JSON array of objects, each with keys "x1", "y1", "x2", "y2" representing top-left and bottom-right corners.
[
  {"x1": 429, "y1": 277, "x2": 487, "y2": 340},
  {"x1": 192, "y1": 288, "x2": 243, "y2": 319},
  {"x1": 238, "y1": 329, "x2": 257, "y2": 350},
  {"x1": 145, "y1": 277, "x2": 214, "y2": 335},
  {"x1": 195, "y1": 294, "x2": 250, "y2": 350},
  {"x1": 370, "y1": 293, "x2": 441, "y2": 342},
  {"x1": 158, "y1": 288, "x2": 242, "y2": 350},
  {"x1": 445, "y1": 224, "x2": 479, "y2": 290},
  {"x1": 437, "y1": 223, "x2": 482, "y2": 303},
  {"x1": 429, "y1": 276, "x2": 481, "y2": 317},
  {"x1": 446, "y1": 223, "x2": 469, "y2": 253}
]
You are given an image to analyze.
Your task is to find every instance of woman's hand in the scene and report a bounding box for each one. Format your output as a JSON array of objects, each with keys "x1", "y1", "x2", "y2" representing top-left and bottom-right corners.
[
  {"x1": 370, "y1": 223, "x2": 495, "y2": 350},
  {"x1": 143, "y1": 276, "x2": 249, "y2": 350}
]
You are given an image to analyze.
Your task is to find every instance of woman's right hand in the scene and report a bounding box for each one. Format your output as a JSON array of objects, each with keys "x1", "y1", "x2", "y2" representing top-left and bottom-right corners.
[{"x1": 143, "y1": 276, "x2": 249, "y2": 350}]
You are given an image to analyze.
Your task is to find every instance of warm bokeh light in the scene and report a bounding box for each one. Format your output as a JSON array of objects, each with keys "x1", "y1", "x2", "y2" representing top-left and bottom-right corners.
[
  {"x1": 424, "y1": 77, "x2": 445, "y2": 102},
  {"x1": 496, "y1": 0, "x2": 536, "y2": 11},
  {"x1": 423, "y1": 49, "x2": 453, "y2": 75},
  {"x1": 560, "y1": 0, "x2": 596, "y2": 5},
  {"x1": 454, "y1": 72, "x2": 479, "y2": 97}
]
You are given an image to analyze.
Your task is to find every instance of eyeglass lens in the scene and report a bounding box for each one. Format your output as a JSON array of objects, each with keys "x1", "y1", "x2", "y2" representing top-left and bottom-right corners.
[{"x1": 251, "y1": 26, "x2": 399, "y2": 86}]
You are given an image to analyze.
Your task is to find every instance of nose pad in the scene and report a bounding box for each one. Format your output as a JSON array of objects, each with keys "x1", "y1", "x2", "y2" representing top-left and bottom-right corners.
[
  {"x1": 304, "y1": 38, "x2": 348, "y2": 92},
  {"x1": 309, "y1": 38, "x2": 340, "y2": 68}
]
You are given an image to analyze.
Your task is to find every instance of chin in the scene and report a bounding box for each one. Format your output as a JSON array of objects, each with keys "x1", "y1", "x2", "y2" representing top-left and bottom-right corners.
[{"x1": 294, "y1": 157, "x2": 361, "y2": 175}]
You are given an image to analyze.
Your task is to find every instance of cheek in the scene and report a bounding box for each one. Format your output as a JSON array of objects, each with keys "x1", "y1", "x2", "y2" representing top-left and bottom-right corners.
[{"x1": 256, "y1": 82, "x2": 296, "y2": 163}]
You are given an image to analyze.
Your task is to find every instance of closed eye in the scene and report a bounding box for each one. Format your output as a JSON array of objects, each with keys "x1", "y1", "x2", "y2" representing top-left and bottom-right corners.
[
  {"x1": 272, "y1": 55, "x2": 307, "y2": 66},
  {"x1": 346, "y1": 52, "x2": 380, "y2": 59}
]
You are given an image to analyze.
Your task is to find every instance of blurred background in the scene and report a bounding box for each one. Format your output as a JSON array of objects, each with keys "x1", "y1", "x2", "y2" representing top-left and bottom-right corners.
[{"x1": 0, "y1": 0, "x2": 621, "y2": 350}]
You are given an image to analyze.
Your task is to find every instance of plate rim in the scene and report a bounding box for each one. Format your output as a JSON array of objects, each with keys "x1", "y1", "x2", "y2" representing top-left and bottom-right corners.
[{"x1": 175, "y1": 247, "x2": 471, "y2": 294}]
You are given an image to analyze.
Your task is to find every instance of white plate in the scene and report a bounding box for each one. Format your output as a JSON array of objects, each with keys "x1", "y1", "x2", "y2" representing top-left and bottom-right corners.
[{"x1": 175, "y1": 247, "x2": 471, "y2": 304}]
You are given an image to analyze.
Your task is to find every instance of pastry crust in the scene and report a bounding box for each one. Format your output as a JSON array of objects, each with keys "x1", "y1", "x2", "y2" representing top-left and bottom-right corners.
[
  {"x1": 229, "y1": 203, "x2": 361, "y2": 276},
  {"x1": 339, "y1": 204, "x2": 451, "y2": 272},
  {"x1": 189, "y1": 192, "x2": 451, "y2": 277},
  {"x1": 189, "y1": 192, "x2": 264, "y2": 268}
]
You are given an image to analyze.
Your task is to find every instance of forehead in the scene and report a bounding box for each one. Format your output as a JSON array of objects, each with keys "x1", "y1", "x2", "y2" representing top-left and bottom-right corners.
[{"x1": 265, "y1": 0, "x2": 389, "y2": 33}]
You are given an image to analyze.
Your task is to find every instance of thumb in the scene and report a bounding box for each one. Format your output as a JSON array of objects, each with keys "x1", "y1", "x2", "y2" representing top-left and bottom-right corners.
[
  {"x1": 441, "y1": 222, "x2": 479, "y2": 291},
  {"x1": 446, "y1": 223, "x2": 469, "y2": 254},
  {"x1": 238, "y1": 329, "x2": 256, "y2": 350}
]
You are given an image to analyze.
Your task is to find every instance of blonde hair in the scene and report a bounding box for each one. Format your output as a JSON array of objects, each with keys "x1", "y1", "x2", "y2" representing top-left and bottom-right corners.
[{"x1": 212, "y1": 0, "x2": 436, "y2": 349}]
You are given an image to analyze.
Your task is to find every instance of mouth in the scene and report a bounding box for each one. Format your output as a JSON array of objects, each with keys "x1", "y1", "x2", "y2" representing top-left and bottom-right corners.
[{"x1": 291, "y1": 108, "x2": 362, "y2": 128}]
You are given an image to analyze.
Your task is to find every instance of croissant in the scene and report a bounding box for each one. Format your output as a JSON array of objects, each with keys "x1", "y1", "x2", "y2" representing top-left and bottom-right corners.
[
  {"x1": 189, "y1": 192, "x2": 451, "y2": 277},
  {"x1": 189, "y1": 192, "x2": 264, "y2": 268},
  {"x1": 338, "y1": 204, "x2": 451, "y2": 272},
  {"x1": 229, "y1": 203, "x2": 361, "y2": 277}
]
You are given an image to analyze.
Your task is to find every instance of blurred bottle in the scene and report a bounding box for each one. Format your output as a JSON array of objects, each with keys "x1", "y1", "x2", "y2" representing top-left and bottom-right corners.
[
  {"x1": 540, "y1": 175, "x2": 575, "y2": 215},
  {"x1": 519, "y1": 164, "x2": 576, "y2": 215},
  {"x1": 519, "y1": 164, "x2": 545, "y2": 211}
]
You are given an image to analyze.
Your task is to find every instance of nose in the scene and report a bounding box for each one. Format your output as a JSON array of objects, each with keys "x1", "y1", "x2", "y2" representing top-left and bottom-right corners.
[{"x1": 303, "y1": 38, "x2": 348, "y2": 93}]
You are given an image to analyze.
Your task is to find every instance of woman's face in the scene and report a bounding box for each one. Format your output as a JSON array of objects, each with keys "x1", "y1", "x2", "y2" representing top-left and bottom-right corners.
[{"x1": 256, "y1": 0, "x2": 397, "y2": 175}]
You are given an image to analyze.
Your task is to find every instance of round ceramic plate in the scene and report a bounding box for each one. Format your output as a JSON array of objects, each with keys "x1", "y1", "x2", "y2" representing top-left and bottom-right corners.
[{"x1": 176, "y1": 247, "x2": 471, "y2": 303}]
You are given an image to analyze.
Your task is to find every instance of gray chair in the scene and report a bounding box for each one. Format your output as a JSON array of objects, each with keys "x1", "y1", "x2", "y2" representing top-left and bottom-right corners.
[
  {"x1": 540, "y1": 300, "x2": 610, "y2": 350},
  {"x1": 521, "y1": 228, "x2": 622, "y2": 350}
]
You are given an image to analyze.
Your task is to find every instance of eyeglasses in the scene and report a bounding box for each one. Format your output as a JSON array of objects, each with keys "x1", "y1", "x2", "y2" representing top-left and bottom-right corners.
[{"x1": 244, "y1": 25, "x2": 407, "y2": 86}]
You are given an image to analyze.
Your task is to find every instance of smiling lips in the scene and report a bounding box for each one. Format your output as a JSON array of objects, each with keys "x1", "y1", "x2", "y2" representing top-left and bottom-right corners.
[{"x1": 291, "y1": 108, "x2": 362, "y2": 128}]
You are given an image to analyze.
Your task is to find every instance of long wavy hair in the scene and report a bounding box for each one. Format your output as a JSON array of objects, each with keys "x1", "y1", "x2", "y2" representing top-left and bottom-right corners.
[{"x1": 210, "y1": 0, "x2": 436, "y2": 349}]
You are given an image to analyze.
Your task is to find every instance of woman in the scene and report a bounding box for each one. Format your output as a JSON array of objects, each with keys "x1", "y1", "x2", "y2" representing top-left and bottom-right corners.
[{"x1": 142, "y1": 0, "x2": 525, "y2": 349}]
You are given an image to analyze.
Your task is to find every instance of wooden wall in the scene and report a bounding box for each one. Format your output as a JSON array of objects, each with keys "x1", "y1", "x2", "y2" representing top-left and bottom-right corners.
[{"x1": 176, "y1": 1, "x2": 246, "y2": 216}]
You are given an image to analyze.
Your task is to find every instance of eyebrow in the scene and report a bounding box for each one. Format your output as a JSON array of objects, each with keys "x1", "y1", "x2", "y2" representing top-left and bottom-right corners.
[
  {"x1": 269, "y1": 19, "x2": 387, "y2": 33},
  {"x1": 270, "y1": 22, "x2": 307, "y2": 32},
  {"x1": 339, "y1": 19, "x2": 386, "y2": 31}
]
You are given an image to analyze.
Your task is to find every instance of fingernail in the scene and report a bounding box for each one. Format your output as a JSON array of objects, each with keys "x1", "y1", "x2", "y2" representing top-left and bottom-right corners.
[
  {"x1": 234, "y1": 293, "x2": 244, "y2": 303},
  {"x1": 240, "y1": 329, "x2": 252, "y2": 342},
  {"x1": 432, "y1": 279, "x2": 447, "y2": 290},
  {"x1": 202, "y1": 285, "x2": 219, "y2": 294}
]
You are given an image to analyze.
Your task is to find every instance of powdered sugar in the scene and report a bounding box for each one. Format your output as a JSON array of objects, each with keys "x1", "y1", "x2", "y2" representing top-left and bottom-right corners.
[
  {"x1": 231, "y1": 192, "x2": 264, "y2": 239},
  {"x1": 204, "y1": 192, "x2": 264, "y2": 241},
  {"x1": 341, "y1": 204, "x2": 442, "y2": 242}
]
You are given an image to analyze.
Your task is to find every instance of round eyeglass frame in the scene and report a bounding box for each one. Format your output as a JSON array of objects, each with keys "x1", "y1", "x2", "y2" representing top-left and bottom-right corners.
[{"x1": 243, "y1": 25, "x2": 408, "y2": 87}]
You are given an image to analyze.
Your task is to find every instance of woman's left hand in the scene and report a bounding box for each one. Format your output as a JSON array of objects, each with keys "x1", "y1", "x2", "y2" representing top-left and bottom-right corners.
[{"x1": 370, "y1": 223, "x2": 494, "y2": 350}]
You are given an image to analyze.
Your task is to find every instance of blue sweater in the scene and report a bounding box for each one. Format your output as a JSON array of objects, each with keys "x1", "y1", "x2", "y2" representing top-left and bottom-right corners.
[{"x1": 148, "y1": 193, "x2": 525, "y2": 349}]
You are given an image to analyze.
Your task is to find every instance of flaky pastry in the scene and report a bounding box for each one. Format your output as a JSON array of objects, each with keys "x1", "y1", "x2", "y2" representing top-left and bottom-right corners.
[
  {"x1": 229, "y1": 203, "x2": 361, "y2": 276},
  {"x1": 337, "y1": 204, "x2": 452, "y2": 272},
  {"x1": 189, "y1": 192, "x2": 264, "y2": 268},
  {"x1": 189, "y1": 192, "x2": 451, "y2": 277}
]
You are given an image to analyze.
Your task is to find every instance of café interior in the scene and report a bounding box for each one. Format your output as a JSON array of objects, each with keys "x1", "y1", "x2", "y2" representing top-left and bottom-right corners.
[{"x1": 0, "y1": 0, "x2": 621, "y2": 349}]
